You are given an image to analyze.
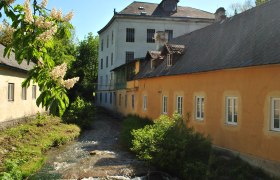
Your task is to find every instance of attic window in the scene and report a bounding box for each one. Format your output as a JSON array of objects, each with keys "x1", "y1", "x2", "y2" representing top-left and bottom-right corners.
[
  {"x1": 138, "y1": 6, "x2": 144, "y2": 10},
  {"x1": 167, "y1": 54, "x2": 172, "y2": 66}
]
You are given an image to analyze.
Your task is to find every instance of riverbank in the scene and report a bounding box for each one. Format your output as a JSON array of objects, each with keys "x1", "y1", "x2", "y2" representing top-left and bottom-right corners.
[
  {"x1": 31, "y1": 110, "x2": 149, "y2": 179},
  {"x1": 0, "y1": 114, "x2": 80, "y2": 179}
]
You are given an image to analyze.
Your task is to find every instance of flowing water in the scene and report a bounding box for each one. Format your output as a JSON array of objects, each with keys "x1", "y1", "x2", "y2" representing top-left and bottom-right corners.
[{"x1": 30, "y1": 112, "x2": 150, "y2": 180}]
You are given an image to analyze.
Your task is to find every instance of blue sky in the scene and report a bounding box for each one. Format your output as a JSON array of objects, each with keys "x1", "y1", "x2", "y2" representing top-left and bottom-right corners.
[{"x1": 2, "y1": 0, "x2": 248, "y2": 40}]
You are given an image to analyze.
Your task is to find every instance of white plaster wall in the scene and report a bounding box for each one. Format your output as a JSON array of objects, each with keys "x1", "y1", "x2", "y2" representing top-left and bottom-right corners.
[{"x1": 0, "y1": 68, "x2": 45, "y2": 123}]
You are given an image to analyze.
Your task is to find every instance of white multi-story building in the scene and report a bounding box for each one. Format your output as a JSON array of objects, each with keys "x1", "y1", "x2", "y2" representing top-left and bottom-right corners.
[{"x1": 97, "y1": 0, "x2": 214, "y2": 110}]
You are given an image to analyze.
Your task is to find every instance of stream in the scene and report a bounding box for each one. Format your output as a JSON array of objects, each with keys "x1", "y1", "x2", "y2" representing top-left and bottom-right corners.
[{"x1": 30, "y1": 111, "x2": 150, "y2": 180}]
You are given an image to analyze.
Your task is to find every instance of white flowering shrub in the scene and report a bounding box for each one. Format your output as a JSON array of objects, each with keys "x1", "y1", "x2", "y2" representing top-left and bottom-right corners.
[{"x1": 0, "y1": 0, "x2": 78, "y2": 116}]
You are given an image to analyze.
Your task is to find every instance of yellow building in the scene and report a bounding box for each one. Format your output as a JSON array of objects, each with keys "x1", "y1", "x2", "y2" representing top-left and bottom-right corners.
[
  {"x1": 111, "y1": 0, "x2": 280, "y2": 176},
  {"x1": 0, "y1": 44, "x2": 44, "y2": 128}
]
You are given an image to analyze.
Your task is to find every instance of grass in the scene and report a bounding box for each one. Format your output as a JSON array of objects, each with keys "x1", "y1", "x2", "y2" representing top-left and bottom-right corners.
[{"x1": 0, "y1": 114, "x2": 80, "y2": 178}]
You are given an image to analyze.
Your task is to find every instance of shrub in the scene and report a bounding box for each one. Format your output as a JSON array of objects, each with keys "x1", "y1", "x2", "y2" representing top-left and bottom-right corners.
[
  {"x1": 120, "y1": 115, "x2": 153, "y2": 150},
  {"x1": 63, "y1": 96, "x2": 95, "y2": 130},
  {"x1": 131, "y1": 114, "x2": 212, "y2": 179}
]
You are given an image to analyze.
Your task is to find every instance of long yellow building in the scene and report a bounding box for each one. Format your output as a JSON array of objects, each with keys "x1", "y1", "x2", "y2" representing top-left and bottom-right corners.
[{"x1": 98, "y1": 0, "x2": 280, "y2": 176}]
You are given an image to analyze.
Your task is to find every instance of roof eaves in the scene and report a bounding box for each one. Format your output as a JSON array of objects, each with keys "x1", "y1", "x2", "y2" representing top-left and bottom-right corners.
[{"x1": 0, "y1": 63, "x2": 28, "y2": 73}]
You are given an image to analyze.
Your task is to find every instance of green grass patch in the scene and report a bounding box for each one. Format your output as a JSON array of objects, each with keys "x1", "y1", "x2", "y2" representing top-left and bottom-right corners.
[{"x1": 0, "y1": 114, "x2": 80, "y2": 179}]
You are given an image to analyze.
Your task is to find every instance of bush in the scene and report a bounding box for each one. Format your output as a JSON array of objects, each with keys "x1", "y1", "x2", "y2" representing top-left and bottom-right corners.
[
  {"x1": 120, "y1": 115, "x2": 153, "y2": 150},
  {"x1": 131, "y1": 114, "x2": 212, "y2": 179},
  {"x1": 63, "y1": 96, "x2": 95, "y2": 130}
]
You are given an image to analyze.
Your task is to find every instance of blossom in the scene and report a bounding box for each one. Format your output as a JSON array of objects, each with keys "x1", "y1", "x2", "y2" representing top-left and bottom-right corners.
[
  {"x1": 36, "y1": 25, "x2": 57, "y2": 42},
  {"x1": 23, "y1": 0, "x2": 34, "y2": 24},
  {"x1": 50, "y1": 63, "x2": 67, "y2": 80},
  {"x1": 35, "y1": 16, "x2": 53, "y2": 29},
  {"x1": 63, "y1": 11, "x2": 74, "y2": 22},
  {"x1": 40, "y1": 0, "x2": 48, "y2": 8},
  {"x1": 62, "y1": 77, "x2": 80, "y2": 89},
  {"x1": 50, "y1": 8, "x2": 63, "y2": 21}
]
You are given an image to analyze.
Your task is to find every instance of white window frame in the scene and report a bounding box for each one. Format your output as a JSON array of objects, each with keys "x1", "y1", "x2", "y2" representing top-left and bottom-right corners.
[
  {"x1": 196, "y1": 96, "x2": 204, "y2": 120},
  {"x1": 271, "y1": 98, "x2": 280, "y2": 132},
  {"x1": 176, "y1": 96, "x2": 183, "y2": 115},
  {"x1": 143, "y1": 95, "x2": 147, "y2": 111},
  {"x1": 22, "y1": 86, "x2": 27, "y2": 100},
  {"x1": 32, "y1": 85, "x2": 37, "y2": 99},
  {"x1": 8, "y1": 83, "x2": 14, "y2": 101},
  {"x1": 162, "y1": 96, "x2": 168, "y2": 114},
  {"x1": 167, "y1": 54, "x2": 172, "y2": 66},
  {"x1": 226, "y1": 96, "x2": 238, "y2": 125}
]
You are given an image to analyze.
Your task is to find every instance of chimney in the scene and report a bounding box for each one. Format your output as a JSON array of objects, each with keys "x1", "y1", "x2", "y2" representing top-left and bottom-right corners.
[
  {"x1": 154, "y1": 31, "x2": 168, "y2": 50},
  {"x1": 215, "y1": 7, "x2": 226, "y2": 22}
]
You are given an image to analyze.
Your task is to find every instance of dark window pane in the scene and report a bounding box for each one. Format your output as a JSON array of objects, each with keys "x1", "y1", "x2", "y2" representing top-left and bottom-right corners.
[
  {"x1": 126, "y1": 28, "x2": 135, "y2": 42},
  {"x1": 147, "y1": 29, "x2": 155, "y2": 43}
]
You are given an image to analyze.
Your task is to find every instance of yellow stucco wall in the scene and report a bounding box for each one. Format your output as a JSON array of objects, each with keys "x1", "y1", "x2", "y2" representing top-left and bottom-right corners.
[
  {"x1": 0, "y1": 68, "x2": 45, "y2": 123},
  {"x1": 116, "y1": 64, "x2": 280, "y2": 163}
]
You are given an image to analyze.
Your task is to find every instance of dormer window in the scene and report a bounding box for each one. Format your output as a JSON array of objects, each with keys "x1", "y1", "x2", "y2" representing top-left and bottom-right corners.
[{"x1": 167, "y1": 54, "x2": 172, "y2": 66}]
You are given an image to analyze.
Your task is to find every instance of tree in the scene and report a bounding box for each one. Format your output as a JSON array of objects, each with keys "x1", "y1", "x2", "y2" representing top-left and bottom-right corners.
[
  {"x1": 68, "y1": 32, "x2": 99, "y2": 101},
  {"x1": 227, "y1": 0, "x2": 254, "y2": 16},
  {"x1": 0, "y1": 0, "x2": 79, "y2": 116},
  {"x1": 0, "y1": 20, "x2": 14, "y2": 46},
  {"x1": 255, "y1": 0, "x2": 269, "y2": 6}
]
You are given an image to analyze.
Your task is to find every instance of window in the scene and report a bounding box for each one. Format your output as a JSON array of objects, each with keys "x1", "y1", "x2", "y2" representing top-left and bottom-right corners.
[
  {"x1": 32, "y1": 85, "x2": 37, "y2": 99},
  {"x1": 8, "y1": 83, "x2": 14, "y2": 101},
  {"x1": 167, "y1": 54, "x2": 172, "y2": 66},
  {"x1": 111, "y1": 53, "x2": 114, "y2": 65},
  {"x1": 100, "y1": 93, "x2": 103, "y2": 103},
  {"x1": 126, "y1": 28, "x2": 135, "y2": 42},
  {"x1": 132, "y1": 95, "x2": 135, "y2": 109},
  {"x1": 143, "y1": 96, "x2": 147, "y2": 111},
  {"x1": 105, "y1": 93, "x2": 108, "y2": 103},
  {"x1": 226, "y1": 97, "x2": 238, "y2": 125},
  {"x1": 176, "y1": 96, "x2": 183, "y2": 115},
  {"x1": 100, "y1": 59, "x2": 103, "y2": 69},
  {"x1": 101, "y1": 39, "x2": 104, "y2": 51},
  {"x1": 196, "y1": 96, "x2": 204, "y2": 120},
  {"x1": 22, "y1": 87, "x2": 27, "y2": 100},
  {"x1": 107, "y1": 35, "x2": 109, "y2": 48},
  {"x1": 147, "y1": 29, "x2": 155, "y2": 43},
  {"x1": 162, "y1": 96, "x2": 168, "y2": 114},
  {"x1": 271, "y1": 98, "x2": 280, "y2": 131},
  {"x1": 110, "y1": 72, "x2": 113, "y2": 83},
  {"x1": 125, "y1": 94, "x2": 127, "y2": 108},
  {"x1": 110, "y1": 92, "x2": 112, "y2": 104},
  {"x1": 105, "y1": 75, "x2": 108, "y2": 86},
  {"x1": 165, "y1": 30, "x2": 173, "y2": 41},
  {"x1": 119, "y1": 94, "x2": 122, "y2": 106},
  {"x1": 100, "y1": 76, "x2": 103, "y2": 89},
  {"x1": 106, "y1": 56, "x2": 108, "y2": 68},
  {"x1": 112, "y1": 31, "x2": 114, "y2": 44},
  {"x1": 125, "y1": 51, "x2": 134, "y2": 63}
]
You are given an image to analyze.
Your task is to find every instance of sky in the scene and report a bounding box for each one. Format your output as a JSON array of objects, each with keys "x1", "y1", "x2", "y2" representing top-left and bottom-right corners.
[{"x1": 1, "y1": 0, "x2": 248, "y2": 41}]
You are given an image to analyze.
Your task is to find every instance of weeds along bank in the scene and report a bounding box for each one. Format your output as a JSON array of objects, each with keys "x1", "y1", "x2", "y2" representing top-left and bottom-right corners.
[
  {"x1": 120, "y1": 114, "x2": 275, "y2": 179},
  {"x1": 0, "y1": 114, "x2": 80, "y2": 179}
]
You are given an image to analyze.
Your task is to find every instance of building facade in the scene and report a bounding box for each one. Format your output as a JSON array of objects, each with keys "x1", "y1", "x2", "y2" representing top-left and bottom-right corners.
[
  {"x1": 97, "y1": 0, "x2": 214, "y2": 109},
  {"x1": 113, "y1": 0, "x2": 280, "y2": 176},
  {"x1": 0, "y1": 45, "x2": 44, "y2": 125}
]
